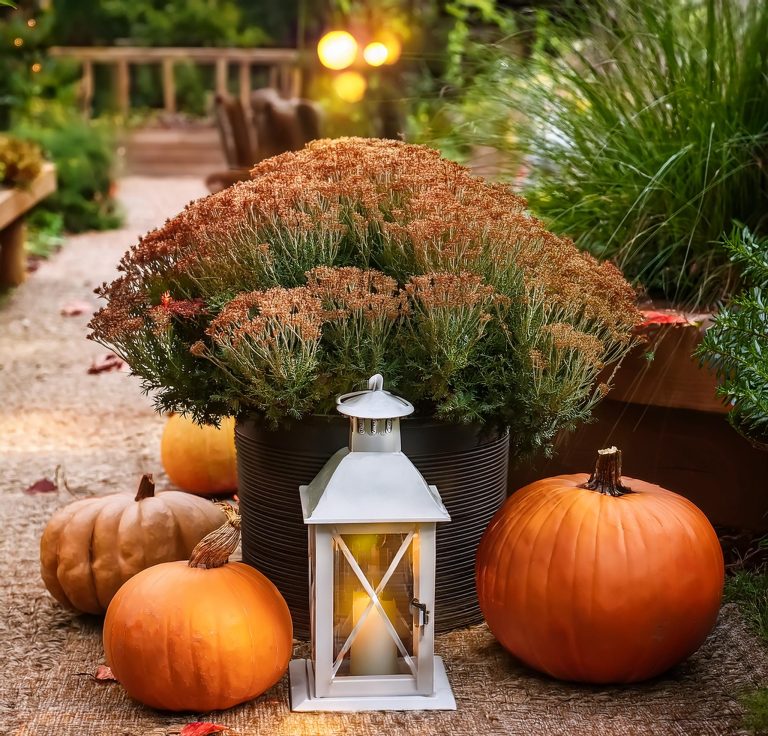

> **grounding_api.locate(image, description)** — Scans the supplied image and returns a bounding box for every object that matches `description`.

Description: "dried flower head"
[89,137,640,449]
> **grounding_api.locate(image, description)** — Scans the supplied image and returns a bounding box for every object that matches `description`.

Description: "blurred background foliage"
[1,0,766,312]
[413,0,768,309]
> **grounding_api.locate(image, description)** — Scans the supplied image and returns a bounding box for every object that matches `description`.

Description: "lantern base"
[289,657,456,712]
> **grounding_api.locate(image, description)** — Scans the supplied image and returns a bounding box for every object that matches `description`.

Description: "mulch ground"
[1,178,766,736]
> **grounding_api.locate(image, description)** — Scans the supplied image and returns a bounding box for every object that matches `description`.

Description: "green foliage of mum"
[89,138,640,456]
[426,0,768,308]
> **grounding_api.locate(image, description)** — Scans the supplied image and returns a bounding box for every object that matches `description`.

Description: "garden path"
[1,178,766,736]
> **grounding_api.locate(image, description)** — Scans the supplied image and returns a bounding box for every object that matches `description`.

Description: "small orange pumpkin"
[476,447,724,684]
[103,505,292,712]
[161,414,237,495]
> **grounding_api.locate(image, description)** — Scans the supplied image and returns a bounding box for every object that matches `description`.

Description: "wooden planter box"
[509,319,768,531]
[0,162,57,287]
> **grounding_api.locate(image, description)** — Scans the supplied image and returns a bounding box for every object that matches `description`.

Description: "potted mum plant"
[89,137,639,636]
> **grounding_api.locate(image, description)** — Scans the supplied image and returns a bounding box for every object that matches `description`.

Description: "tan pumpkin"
[40,474,224,614]
[476,447,724,684]
[104,505,293,712]
[161,414,238,495]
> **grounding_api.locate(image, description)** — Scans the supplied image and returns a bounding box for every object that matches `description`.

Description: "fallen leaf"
[94,665,117,682]
[75,665,118,682]
[24,478,57,495]
[88,353,124,374]
[60,299,94,317]
[638,310,697,328]
[179,724,227,736]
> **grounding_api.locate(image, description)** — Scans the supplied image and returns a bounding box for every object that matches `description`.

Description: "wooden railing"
[48,46,303,117]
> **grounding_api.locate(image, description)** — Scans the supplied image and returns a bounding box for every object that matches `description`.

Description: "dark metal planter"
[236,415,509,639]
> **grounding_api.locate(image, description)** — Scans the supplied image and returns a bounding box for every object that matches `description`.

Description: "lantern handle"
[368,373,384,391]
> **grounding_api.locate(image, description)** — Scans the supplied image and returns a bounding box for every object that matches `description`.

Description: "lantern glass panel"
[331,531,415,678]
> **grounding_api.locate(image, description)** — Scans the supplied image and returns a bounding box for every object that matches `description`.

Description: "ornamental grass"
[89,138,641,456]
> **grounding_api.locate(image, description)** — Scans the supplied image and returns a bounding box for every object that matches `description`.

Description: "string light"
[27,19,37,28]
[31,63,42,73]
[317,30,358,70]
[363,42,388,67]
[13,37,24,47]
[332,71,367,102]
[378,31,402,65]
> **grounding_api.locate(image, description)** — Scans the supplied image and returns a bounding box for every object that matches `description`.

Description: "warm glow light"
[13,37,23,47]
[317,30,358,71]
[363,42,388,67]
[31,63,41,73]
[332,71,367,102]
[379,31,402,65]
[350,592,398,675]
[27,19,37,28]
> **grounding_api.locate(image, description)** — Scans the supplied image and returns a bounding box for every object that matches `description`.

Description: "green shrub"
[0,134,43,187]
[14,103,122,233]
[50,0,269,47]
[696,228,768,446]
[26,209,64,259]
[423,0,768,308]
[725,571,768,734]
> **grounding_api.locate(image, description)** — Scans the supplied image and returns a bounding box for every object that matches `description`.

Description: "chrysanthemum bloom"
[89,137,640,455]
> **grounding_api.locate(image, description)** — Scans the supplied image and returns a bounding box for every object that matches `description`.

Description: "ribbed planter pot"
[236,415,509,639]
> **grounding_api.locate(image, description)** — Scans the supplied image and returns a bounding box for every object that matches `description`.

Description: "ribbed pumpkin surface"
[40,486,224,614]
[104,560,292,711]
[476,472,724,683]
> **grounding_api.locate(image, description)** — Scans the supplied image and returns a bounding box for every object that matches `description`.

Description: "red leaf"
[638,310,697,328]
[24,478,57,495]
[60,299,94,317]
[180,724,227,736]
[94,665,117,682]
[87,353,124,374]
[76,665,118,682]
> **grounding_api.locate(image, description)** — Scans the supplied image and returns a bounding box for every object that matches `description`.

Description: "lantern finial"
[336,374,414,420]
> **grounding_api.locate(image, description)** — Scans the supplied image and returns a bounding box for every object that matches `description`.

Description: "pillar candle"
[350,592,399,676]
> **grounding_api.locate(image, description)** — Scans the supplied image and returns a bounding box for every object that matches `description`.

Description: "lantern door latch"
[410,598,429,627]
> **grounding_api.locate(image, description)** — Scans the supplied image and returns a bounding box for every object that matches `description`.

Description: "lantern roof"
[300,449,450,524]
[336,374,414,420]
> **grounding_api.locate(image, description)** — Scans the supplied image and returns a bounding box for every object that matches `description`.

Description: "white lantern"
[289,374,456,711]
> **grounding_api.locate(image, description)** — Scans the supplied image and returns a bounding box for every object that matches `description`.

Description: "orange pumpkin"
[476,447,724,683]
[161,414,237,495]
[103,505,292,711]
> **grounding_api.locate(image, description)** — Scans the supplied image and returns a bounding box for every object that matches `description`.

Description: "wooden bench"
[0,162,56,287]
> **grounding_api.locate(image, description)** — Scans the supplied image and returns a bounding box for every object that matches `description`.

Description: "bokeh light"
[363,42,388,67]
[31,63,42,73]
[332,71,367,102]
[379,31,402,65]
[317,30,358,71]
[13,37,24,47]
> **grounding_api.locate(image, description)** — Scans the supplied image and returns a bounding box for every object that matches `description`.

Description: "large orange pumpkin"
[476,447,724,683]
[161,414,237,495]
[40,474,225,614]
[103,505,292,712]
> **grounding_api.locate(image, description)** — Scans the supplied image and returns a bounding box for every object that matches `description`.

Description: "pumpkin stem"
[582,447,632,497]
[188,503,241,569]
[134,474,155,502]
